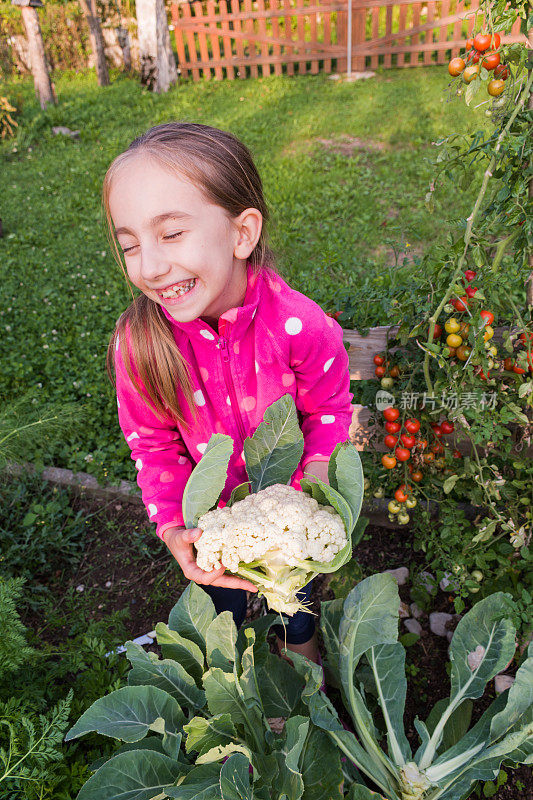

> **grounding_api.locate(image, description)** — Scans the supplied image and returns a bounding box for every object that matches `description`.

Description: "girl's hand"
[163,526,258,592]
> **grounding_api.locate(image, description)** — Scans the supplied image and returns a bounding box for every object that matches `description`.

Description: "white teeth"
[159,279,195,298]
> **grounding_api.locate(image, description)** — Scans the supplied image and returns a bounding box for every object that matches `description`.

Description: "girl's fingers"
[210,575,258,592]
[182,527,202,543]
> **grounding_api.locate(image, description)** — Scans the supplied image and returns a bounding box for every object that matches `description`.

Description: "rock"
[429,612,454,637]
[105,580,112,588]
[51,126,80,139]
[410,603,423,619]
[494,674,515,694]
[404,618,422,635]
[385,567,409,586]
[439,572,460,592]
[399,601,410,619]
[76,584,84,593]
[417,571,438,595]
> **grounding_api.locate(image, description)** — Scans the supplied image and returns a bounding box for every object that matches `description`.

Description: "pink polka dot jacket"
[114,265,353,540]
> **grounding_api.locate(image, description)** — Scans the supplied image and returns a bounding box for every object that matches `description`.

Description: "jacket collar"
[159,262,266,339]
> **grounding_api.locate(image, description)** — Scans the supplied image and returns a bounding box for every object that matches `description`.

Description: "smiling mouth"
[156,278,196,299]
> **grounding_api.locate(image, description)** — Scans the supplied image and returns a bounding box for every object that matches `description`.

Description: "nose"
[139,240,172,283]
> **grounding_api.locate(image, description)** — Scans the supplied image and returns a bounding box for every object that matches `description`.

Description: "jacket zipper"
[217,335,247,442]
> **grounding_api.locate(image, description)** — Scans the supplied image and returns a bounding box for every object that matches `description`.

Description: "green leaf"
[327,443,343,491]
[319,598,344,687]
[166,763,222,799]
[443,474,460,494]
[345,786,387,800]
[243,394,304,492]
[367,643,411,765]
[275,716,309,800]
[197,742,253,766]
[425,698,473,754]
[155,622,205,684]
[168,582,216,655]
[184,714,238,757]
[205,611,238,672]
[227,481,251,507]
[490,642,533,741]
[220,752,254,800]
[334,442,364,527]
[300,726,343,800]
[126,642,206,712]
[203,667,247,726]
[182,433,233,528]
[256,652,305,717]
[77,749,186,800]
[65,685,185,743]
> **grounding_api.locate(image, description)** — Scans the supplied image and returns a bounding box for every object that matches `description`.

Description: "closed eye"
[164,231,183,240]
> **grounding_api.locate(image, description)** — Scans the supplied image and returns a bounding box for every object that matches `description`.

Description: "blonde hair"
[104,122,273,427]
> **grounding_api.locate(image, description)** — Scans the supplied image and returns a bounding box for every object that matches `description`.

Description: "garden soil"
[23,490,533,800]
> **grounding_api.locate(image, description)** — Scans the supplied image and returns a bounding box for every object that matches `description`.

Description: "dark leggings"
[202,581,315,645]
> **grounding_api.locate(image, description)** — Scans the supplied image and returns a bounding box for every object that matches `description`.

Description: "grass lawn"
[0,67,488,481]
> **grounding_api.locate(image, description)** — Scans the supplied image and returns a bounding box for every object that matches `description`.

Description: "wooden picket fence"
[170,0,524,80]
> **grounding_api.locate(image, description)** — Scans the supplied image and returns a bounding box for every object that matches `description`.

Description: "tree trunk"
[117,25,132,71]
[20,6,55,110]
[136,0,177,93]
[78,0,110,86]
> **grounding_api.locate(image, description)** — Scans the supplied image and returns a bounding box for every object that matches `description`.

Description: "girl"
[105,122,353,663]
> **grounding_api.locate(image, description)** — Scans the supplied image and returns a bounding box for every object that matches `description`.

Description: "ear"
[233,208,263,260]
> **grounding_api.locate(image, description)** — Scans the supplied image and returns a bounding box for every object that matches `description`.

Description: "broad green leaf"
[65,685,184,743]
[300,726,344,800]
[88,736,165,773]
[220,752,254,800]
[352,516,369,548]
[490,643,533,741]
[243,394,304,491]
[197,742,252,766]
[320,598,343,688]
[206,611,237,672]
[236,614,277,656]
[77,749,186,800]
[300,477,353,541]
[367,643,411,765]
[203,667,247,726]
[227,481,251,507]
[184,714,238,757]
[334,442,364,527]
[327,443,343,491]
[345,786,387,800]
[182,433,233,527]
[256,652,305,717]
[155,622,204,684]
[275,716,309,800]
[126,642,206,712]
[166,763,222,799]
[168,582,216,655]
[449,594,516,703]
[425,698,473,754]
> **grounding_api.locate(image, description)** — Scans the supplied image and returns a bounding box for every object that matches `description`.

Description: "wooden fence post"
[12,0,56,109]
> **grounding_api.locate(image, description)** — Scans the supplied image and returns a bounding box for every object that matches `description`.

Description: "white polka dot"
[194,389,206,406]
[135,459,143,470]
[285,317,303,335]
[178,455,188,464]
[200,329,215,340]
[226,395,232,406]
[127,431,139,442]
[197,442,207,454]
[117,398,120,408]
[200,367,209,381]
[323,357,335,372]
[321,415,335,424]
[148,504,157,518]
[242,396,256,412]
[160,471,174,483]
[255,361,259,374]
[252,309,257,319]
[115,335,120,351]
[282,372,295,387]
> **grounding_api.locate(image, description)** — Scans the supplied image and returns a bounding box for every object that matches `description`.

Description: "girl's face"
[109,155,249,324]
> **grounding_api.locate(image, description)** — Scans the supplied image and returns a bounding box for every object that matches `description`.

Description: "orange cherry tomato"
[383,407,400,422]
[456,344,472,361]
[448,57,465,76]
[390,365,401,379]
[463,64,480,82]
[411,470,423,483]
[416,438,428,450]
[382,454,397,469]
[490,32,501,49]
[423,452,435,464]
[395,447,411,462]
[466,38,474,49]
[473,33,492,52]
[482,51,500,70]
[488,79,505,97]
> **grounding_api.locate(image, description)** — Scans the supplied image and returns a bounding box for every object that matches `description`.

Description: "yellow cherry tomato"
[445,318,461,334]
[405,497,417,509]
[388,500,401,515]
[488,79,505,97]
[488,345,498,357]
[447,333,463,348]
[483,325,494,341]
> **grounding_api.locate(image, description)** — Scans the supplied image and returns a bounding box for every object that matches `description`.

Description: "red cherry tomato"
[384,434,399,449]
[464,269,477,281]
[480,310,495,326]
[411,470,423,482]
[373,354,385,366]
[452,296,470,312]
[375,366,386,378]
[416,438,428,450]
[382,454,397,469]
[519,332,533,344]
[503,357,514,371]
[466,38,474,49]
[405,418,421,434]
[400,434,416,449]
[493,64,509,80]
[440,420,455,434]
[389,365,401,379]
[482,51,500,70]
[385,421,401,434]
[394,488,408,503]
[513,365,526,374]
[490,32,501,49]
[383,407,400,422]
[453,449,463,458]
[428,323,443,341]
[395,447,411,462]
[465,285,478,298]
[473,33,492,52]
[431,423,443,437]
[423,452,435,464]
